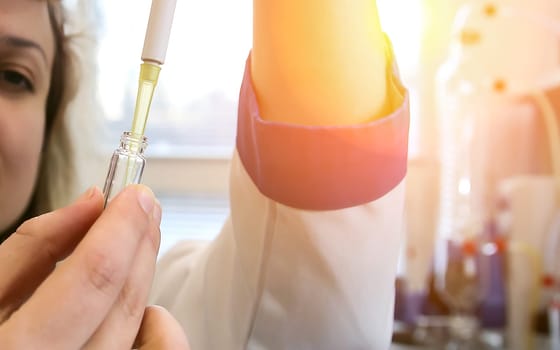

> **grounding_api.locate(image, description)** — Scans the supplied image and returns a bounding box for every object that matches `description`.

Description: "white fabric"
[150,150,406,349]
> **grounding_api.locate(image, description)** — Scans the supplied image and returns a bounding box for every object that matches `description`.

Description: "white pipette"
[102,0,177,205]
[130,0,178,137]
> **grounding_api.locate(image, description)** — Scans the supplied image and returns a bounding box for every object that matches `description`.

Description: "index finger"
[0,185,160,350]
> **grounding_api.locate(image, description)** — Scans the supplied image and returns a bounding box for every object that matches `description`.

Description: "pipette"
[131,0,177,137]
[103,0,177,205]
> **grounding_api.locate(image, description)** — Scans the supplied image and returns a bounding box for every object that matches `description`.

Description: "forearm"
[252,0,388,125]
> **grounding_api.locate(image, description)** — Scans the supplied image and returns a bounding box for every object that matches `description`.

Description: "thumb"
[134,306,190,350]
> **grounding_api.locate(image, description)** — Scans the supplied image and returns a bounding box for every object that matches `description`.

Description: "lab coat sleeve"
[150,51,409,349]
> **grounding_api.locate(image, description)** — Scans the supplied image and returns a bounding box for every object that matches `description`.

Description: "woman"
[0,1,188,348]
[150,0,409,349]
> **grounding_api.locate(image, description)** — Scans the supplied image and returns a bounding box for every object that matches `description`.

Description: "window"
[97,0,252,159]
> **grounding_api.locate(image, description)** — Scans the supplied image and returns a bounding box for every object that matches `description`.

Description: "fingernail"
[77,186,97,202]
[153,199,162,224]
[137,186,156,215]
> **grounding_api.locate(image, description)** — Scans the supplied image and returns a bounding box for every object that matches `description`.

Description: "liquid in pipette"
[130,62,161,138]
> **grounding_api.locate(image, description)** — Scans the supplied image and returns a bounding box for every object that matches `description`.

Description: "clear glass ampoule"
[102,132,148,207]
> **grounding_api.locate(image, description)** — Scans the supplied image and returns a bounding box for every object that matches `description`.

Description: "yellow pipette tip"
[131,62,161,137]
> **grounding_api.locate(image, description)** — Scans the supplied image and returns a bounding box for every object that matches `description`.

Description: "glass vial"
[102,132,148,206]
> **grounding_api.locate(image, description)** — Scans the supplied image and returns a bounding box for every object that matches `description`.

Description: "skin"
[0,0,52,231]
[0,1,189,348]
[0,185,189,349]
[252,0,389,126]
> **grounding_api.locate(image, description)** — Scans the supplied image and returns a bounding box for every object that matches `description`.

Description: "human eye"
[0,69,34,93]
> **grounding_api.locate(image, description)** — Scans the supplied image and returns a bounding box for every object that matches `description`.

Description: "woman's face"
[0,0,54,231]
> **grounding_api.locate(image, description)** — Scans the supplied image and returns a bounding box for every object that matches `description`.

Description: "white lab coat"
[150,51,409,350]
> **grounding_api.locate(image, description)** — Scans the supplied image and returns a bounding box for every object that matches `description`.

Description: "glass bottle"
[102,132,148,206]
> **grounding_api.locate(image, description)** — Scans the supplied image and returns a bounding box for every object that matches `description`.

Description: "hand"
[0,185,189,349]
